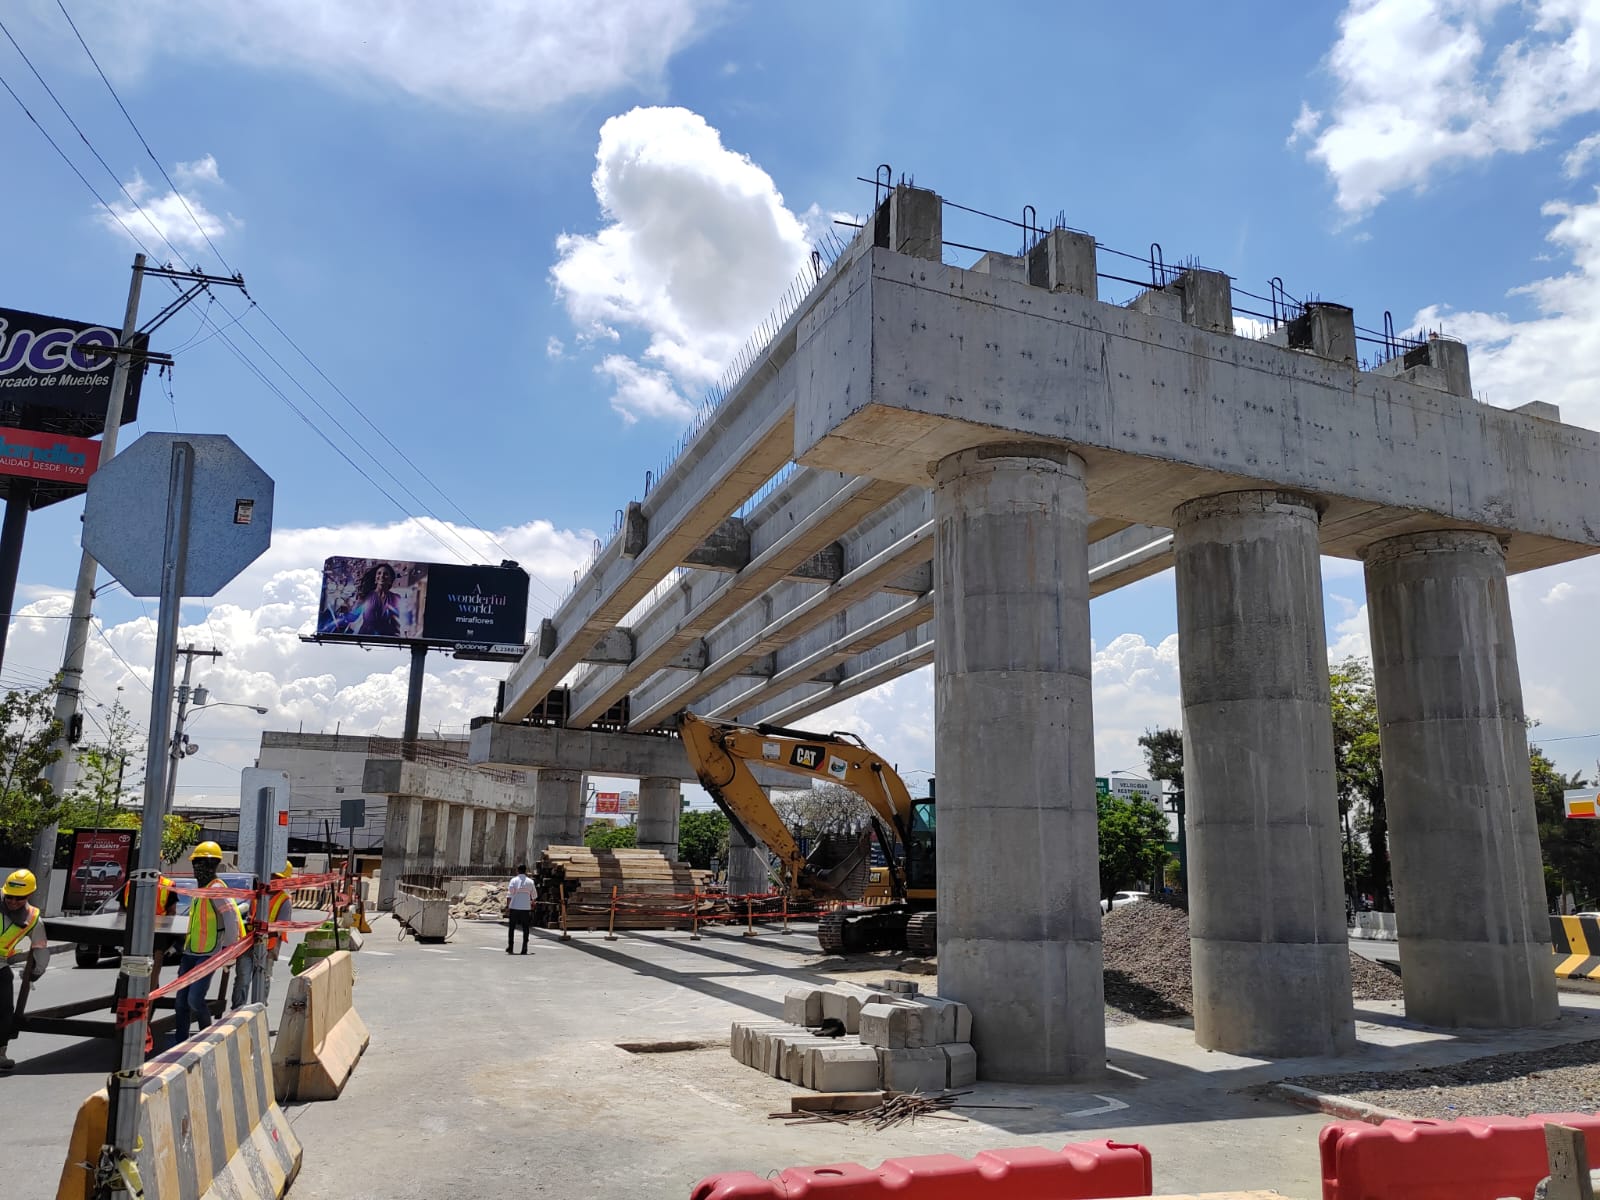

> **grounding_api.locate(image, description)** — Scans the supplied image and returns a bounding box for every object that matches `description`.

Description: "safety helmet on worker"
[190,841,224,862]
[273,861,294,879]
[3,867,37,897]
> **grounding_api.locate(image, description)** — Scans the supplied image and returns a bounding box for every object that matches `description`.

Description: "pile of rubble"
[731,981,975,1093]
[450,882,506,920]
[1101,900,1406,1020]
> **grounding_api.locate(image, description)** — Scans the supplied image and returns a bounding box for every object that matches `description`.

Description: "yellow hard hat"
[274,861,294,879]
[3,868,37,897]
[190,841,224,861]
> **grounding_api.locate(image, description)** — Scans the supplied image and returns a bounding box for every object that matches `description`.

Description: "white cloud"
[96,167,234,259]
[174,154,222,187]
[1412,185,1600,428]
[545,336,566,359]
[1565,132,1600,179]
[1299,0,1600,215]
[5,516,592,806]
[551,107,813,423]
[71,0,716,113]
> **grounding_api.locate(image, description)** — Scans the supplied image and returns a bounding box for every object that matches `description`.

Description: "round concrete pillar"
[1173,490,1354,1057]
[530,768,584,858]
[636,776,681,858]
[1364,530,1557,1027]
[932,442,1104,1083]
[725,823,768,895]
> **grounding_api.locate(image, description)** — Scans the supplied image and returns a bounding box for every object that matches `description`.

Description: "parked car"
[1100,890,1150,914]
[74,858,125,882]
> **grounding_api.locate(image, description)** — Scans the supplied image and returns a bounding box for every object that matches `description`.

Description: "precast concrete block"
[808,1045,881,1093]
[783,989,824,1027]
[943,1043,978,1088]
[858,1003,910,1049]
[905,995,964,1045]
[818,987,891,1035]
[878,1047,948,1093]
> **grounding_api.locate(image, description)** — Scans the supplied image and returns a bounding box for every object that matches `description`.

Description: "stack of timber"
[535,846,711,930]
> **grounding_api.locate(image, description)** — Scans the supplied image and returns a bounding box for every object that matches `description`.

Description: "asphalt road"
[1348,937,1400,962]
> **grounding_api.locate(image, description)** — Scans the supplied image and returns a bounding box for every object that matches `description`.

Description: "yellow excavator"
[675,710,936,955]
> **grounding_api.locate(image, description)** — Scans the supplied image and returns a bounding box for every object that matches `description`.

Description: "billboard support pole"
[0,478,36,673]
[30,254,146,897]
[403,643,427,744]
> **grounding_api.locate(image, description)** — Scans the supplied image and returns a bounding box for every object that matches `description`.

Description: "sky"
[3,0,1600,816]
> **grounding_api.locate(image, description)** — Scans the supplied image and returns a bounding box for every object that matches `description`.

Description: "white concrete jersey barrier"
[56,1005,300,1200]
[272,949,370,1102]
[1351,912,1398,941]
[393,881,450,941]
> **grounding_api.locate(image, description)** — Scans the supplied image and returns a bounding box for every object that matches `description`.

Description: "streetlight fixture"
[164,689,270,813]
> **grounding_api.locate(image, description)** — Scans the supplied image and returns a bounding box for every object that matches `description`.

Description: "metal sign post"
[109,439,193,1168]
[251,787,272,1005]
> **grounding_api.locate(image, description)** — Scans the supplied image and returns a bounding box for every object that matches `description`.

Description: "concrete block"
[859,1003,910,1049]
[818,987,891,1035]
[904,996,957,1045]
[877,1047,948,1094]
[783,989,824,1027]
[807,1044,882,1093]
[943,1043,977,1088]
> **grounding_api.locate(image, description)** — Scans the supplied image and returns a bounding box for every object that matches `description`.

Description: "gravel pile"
[1286,1039,1600,1118]
[1101,901,1405,1020]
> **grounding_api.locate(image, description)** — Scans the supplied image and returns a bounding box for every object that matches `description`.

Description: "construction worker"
[232,861,294,1007]
[121,871,180,989]
[1,868,49,1073]
[172,842,242,1045]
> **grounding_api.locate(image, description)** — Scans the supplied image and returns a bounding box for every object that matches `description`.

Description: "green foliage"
[584,821,638,851]
[0,682,64,845]
[59,700,140,832]
[1138,728,1184,793]
[677,809,729,869]
[1097,792,1170,902]
[1330,657,1388,907]
[161,813,203,864]
[1532,746,1595,908]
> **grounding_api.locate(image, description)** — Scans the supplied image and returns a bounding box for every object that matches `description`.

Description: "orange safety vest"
[185,879,235,954]
[265,890,290,951]
[0,905,40,958]
[122,876,174,911]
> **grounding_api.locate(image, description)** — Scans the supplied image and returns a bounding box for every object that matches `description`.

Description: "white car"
[1100,890,1150,914]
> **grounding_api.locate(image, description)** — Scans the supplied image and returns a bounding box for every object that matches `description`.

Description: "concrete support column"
[446,804,467,872]
[416,799,445,876]
[1364,531,1557,1027]
[514,815,534,868]
[725,823,768,895]
[637,776,681,858]
[469,808,488,868]
[530,769,584,857]
[377,796,421,910]
[932,442,1103,1083]
[1173,490,1354,1057]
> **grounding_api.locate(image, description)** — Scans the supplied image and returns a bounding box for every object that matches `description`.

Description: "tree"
[1531,746,1596,909]
[0,682,64,847]
[1329,657,1388,909]
[59,700,141,831]
[160,813,203,865]
[1139,727,1185,889]
[1097,792,1170,904]
[771,783,873,839]
[677,809,729,869]
[584,821,638,851]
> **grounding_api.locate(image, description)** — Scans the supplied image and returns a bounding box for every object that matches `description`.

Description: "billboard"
[0,306,146,419]
[1565,789,1599,819]
[0,426,100,485]
[315,556,529,653]
[63,828,135,911]
[595,792,621,815]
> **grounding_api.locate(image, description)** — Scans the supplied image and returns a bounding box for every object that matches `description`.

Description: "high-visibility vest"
[0,905,39,958]
[122,876,174,911]
[266,891,290,951]
[185,880,233,954]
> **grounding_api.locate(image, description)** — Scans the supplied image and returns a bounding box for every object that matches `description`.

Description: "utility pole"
[164,644,221,813]
[30,259,244,903]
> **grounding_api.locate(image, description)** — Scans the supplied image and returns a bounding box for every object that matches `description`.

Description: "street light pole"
[164,645,221,814]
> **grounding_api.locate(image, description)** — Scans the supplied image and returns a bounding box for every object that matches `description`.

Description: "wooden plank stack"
[534,846,711,930]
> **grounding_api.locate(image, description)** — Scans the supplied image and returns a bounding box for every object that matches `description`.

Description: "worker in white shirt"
[505,863,535,955]
[1,868,49,1073]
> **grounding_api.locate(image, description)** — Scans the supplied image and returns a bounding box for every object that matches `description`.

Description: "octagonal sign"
[82,432,274,597]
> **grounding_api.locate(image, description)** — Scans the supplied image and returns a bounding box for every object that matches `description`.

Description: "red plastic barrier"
[689,1141,1152,1200]
[1321,1113,1600,1200]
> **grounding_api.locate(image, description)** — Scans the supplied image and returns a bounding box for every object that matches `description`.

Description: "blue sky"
[3,0,1600,809]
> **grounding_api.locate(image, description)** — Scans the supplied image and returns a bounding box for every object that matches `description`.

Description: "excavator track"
[904,910,938,957]
[815,904,913,955]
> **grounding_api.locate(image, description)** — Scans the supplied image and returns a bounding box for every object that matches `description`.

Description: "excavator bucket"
[800,831,874,900]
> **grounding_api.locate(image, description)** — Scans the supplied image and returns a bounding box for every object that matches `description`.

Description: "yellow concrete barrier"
[56,1005,301,1200]
[272,948,370,1102]
[1551,914,1600,980]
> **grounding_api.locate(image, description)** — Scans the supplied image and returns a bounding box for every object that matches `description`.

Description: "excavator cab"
[903,794,936,894]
